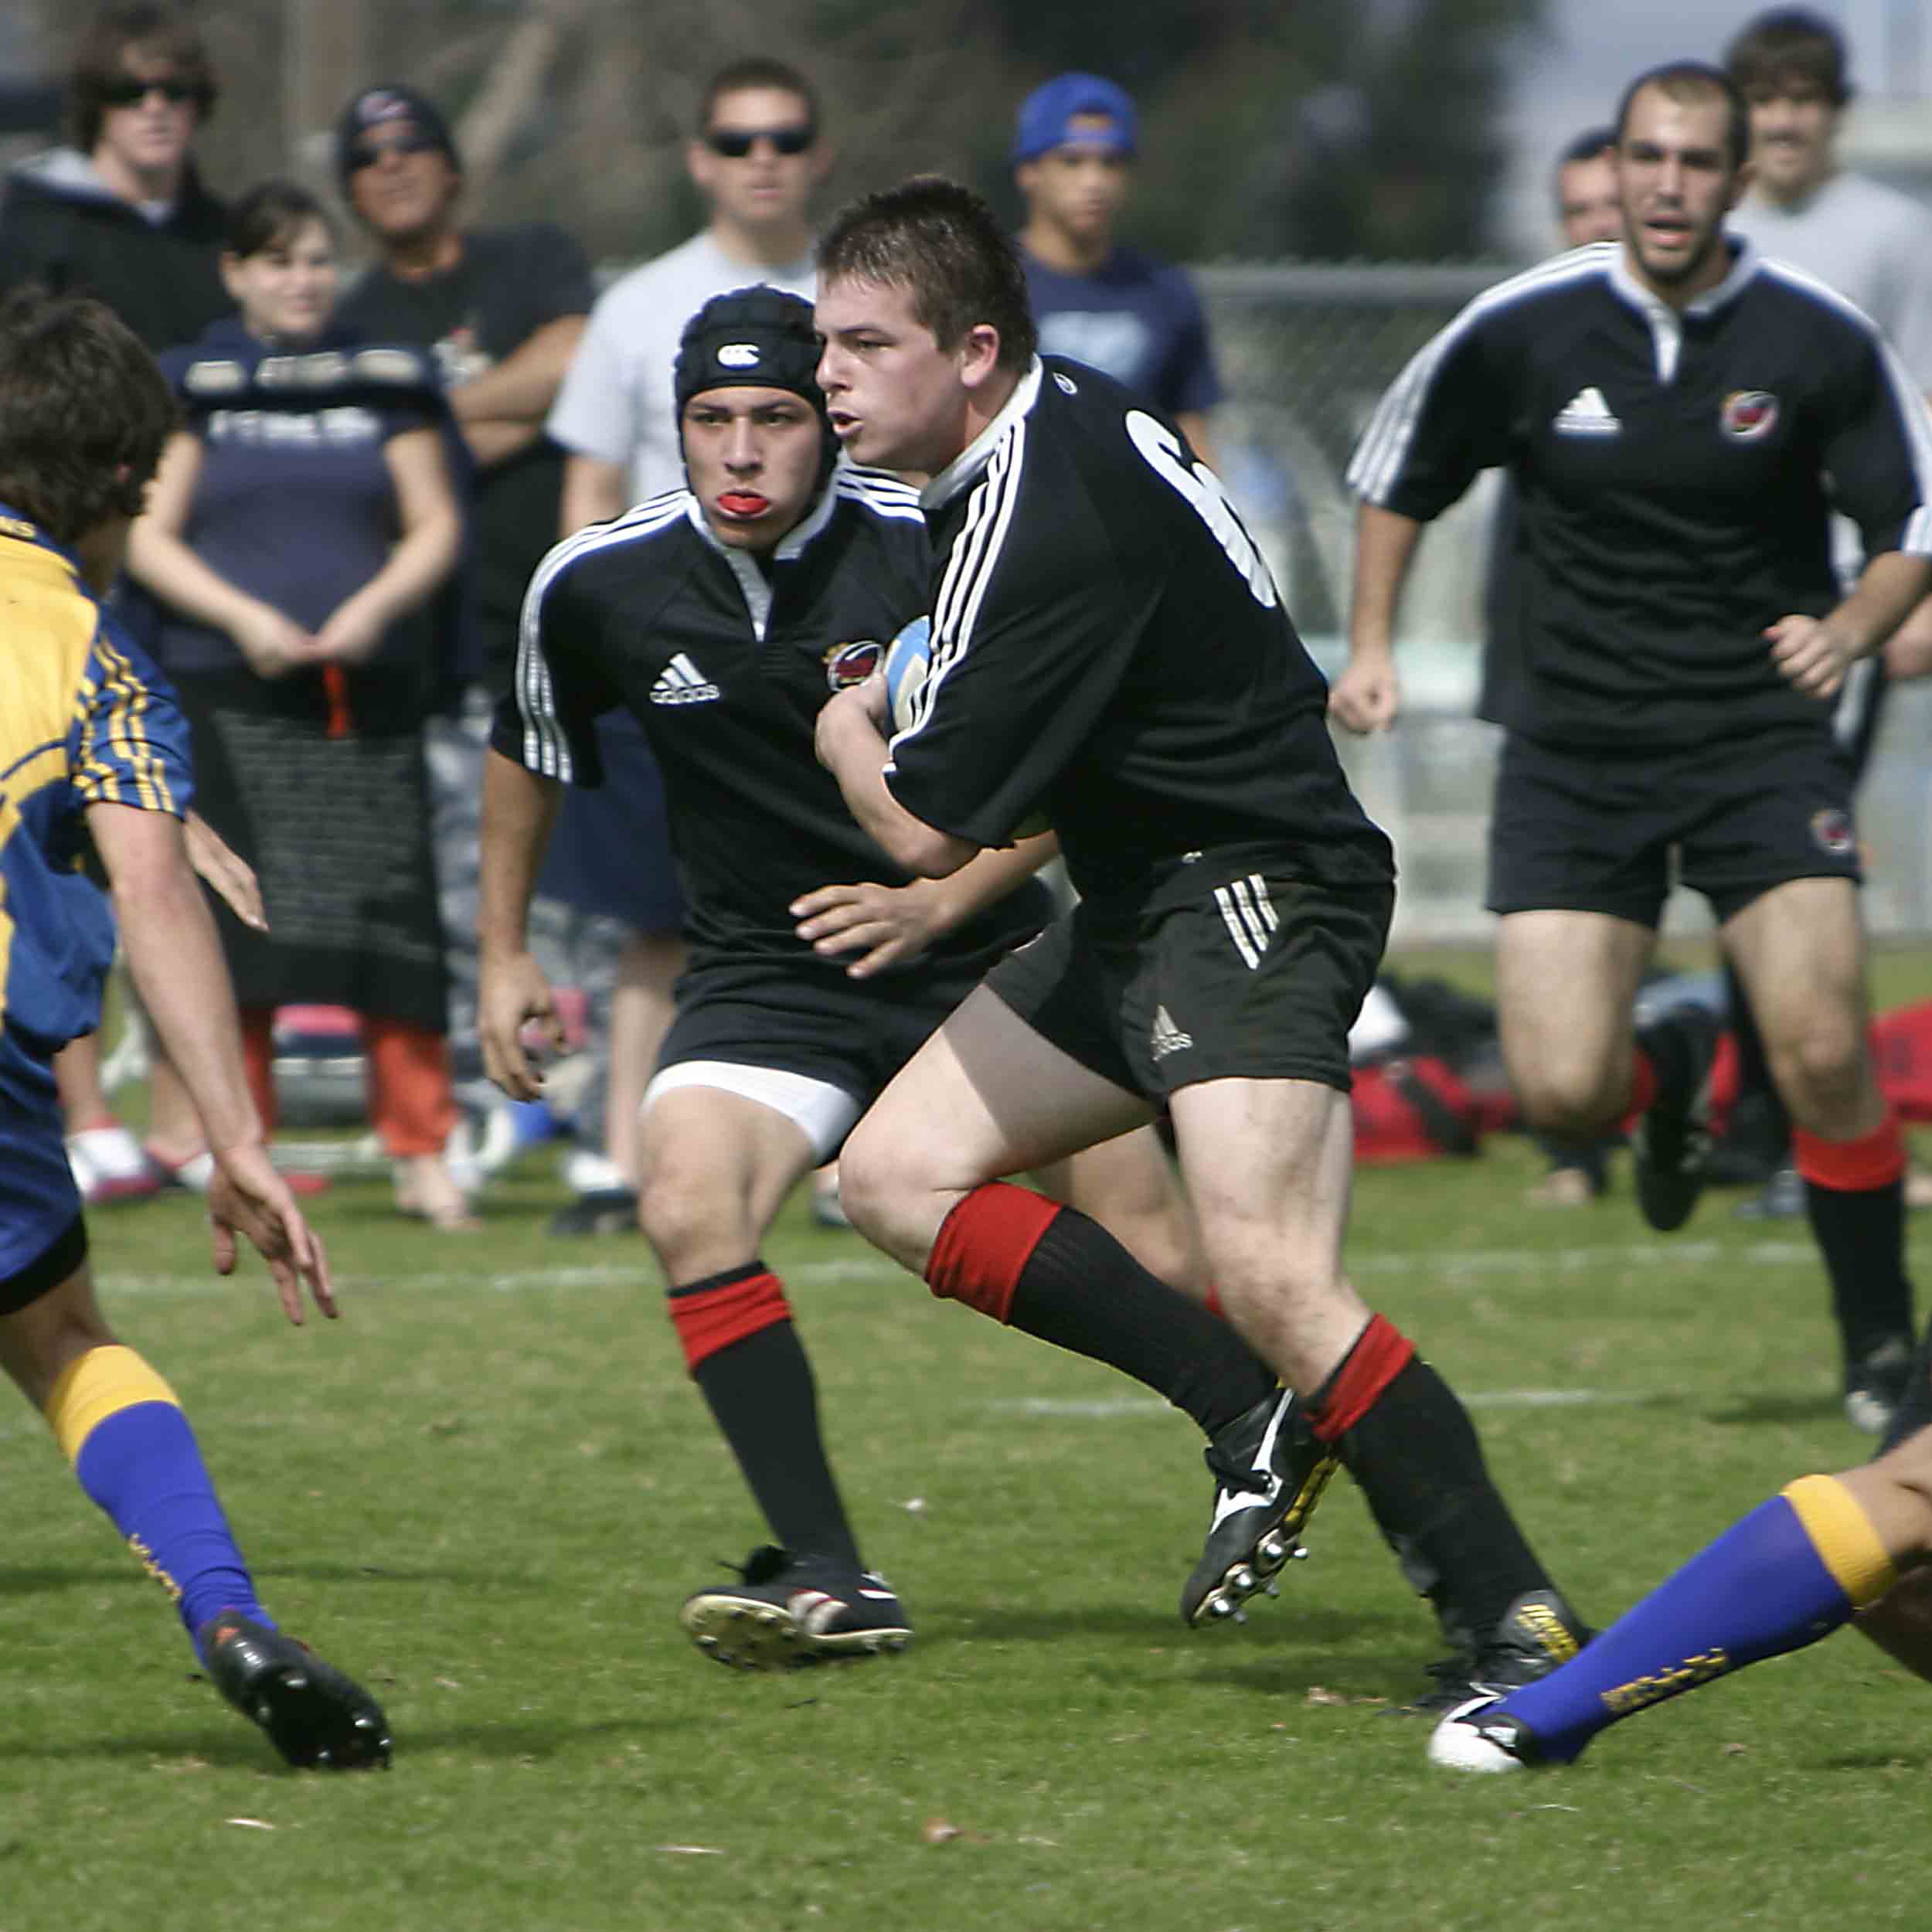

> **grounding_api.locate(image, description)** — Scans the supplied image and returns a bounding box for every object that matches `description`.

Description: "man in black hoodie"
[0,5,229,353]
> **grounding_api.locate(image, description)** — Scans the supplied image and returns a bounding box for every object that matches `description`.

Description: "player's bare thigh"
[634,1083,821,1282]
[1168,1075,1369,1392]
[1836,1423,1932,1681]
[1495,909,1654,1134]
[837,984,1154,1274]
[1721,876,1883,1138]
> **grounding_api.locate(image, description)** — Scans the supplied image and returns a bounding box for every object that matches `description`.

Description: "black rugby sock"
[1793,1124,1916,1371]
[1332,1354,1560,1654]
[672,1264,863,1570]
[1005,1206,1277,1437]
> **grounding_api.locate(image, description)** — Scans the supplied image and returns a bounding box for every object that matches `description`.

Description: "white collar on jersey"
[1607,237,1762,383]
[920,358,1044,512]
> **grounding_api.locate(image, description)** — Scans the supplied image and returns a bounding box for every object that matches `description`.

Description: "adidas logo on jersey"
[651,653,720,706]
[1151,1005,1193,1061]
[1552,386,1621,437]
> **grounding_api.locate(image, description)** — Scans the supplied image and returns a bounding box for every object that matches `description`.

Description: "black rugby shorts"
[1487,726,1862,927]
[982,866,1393,1100]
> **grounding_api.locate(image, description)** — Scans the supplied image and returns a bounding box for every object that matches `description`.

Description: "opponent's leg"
[639,1075,907,1667]
[0,1235,388,1767]
[1432,1429,1932,1771]
[605,927,684,1188]
[1169,1073,1584,1689]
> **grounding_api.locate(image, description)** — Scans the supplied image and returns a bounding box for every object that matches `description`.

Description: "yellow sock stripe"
[1782,1474,1898,1611]
[43,1345,182,1464]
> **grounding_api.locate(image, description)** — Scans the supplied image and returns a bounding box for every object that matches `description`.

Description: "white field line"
[991,1387,1679,1420]
[90,1239,1829,1301]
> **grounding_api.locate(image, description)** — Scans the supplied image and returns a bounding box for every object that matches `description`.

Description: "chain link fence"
[1196,260,1932,946]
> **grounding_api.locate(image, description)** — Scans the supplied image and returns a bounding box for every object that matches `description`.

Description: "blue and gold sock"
[46,1345,271,1657]
[1494,1477,1895,1761]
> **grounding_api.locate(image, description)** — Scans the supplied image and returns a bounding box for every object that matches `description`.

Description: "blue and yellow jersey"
[0,505,193,1057]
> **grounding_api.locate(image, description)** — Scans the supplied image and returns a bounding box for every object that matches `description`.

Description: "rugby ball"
[883,614,931,735]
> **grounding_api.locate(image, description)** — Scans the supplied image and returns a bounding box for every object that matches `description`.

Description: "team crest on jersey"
[1811,807,1856,857]
[1720,390,1778,440]
[824,639,883,689]
[1053,371,1077,394]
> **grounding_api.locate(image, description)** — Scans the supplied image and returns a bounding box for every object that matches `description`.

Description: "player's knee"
[832,1124,930,1262]
[1515,1063,1619,1138]
[636,1164,739,1269]
[1771,1022,1866,1121]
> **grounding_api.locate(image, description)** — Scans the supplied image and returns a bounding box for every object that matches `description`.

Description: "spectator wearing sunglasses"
[535,57,832,1236]
[0,5,229,354]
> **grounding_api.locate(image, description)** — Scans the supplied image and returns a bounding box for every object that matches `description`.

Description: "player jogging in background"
[481,287,1259,1665]
[811,178,1588,1711]
[0,287,388,1770]
[1334,60,1932,1438]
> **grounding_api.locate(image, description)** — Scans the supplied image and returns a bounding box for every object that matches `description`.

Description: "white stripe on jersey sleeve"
[1348,245,1614,508]
[1757,260,1932,556]
[893,426,1026,753]
[513,492,691,780]
[833,464,926,523]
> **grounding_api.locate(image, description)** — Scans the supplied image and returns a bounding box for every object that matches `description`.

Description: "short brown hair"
[70,4,218,153]
[818,176,1037,375]
[1615,61,1751,173]
[0,289,178,543]
[1726,8,1852,107]
[699,57,818,136]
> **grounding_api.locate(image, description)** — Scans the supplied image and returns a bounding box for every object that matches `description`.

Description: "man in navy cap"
[1012,71,1223,469]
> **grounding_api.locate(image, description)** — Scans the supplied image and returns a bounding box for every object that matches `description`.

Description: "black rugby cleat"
[199,1613,393,1770]
[1182,1387,1338,1628]
[680,1546,910,1669]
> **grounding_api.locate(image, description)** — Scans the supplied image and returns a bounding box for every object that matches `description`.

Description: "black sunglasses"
[349,130,443,171]
[100,76,205,108]
[704,124,815,158]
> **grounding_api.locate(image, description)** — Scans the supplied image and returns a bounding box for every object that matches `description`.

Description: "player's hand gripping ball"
[882,614,931,735]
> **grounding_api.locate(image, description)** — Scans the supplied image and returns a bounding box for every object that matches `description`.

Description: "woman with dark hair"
[128,180,474,1230]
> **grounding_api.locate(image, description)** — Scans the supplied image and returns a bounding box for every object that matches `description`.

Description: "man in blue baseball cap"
[1012,71,1223,468]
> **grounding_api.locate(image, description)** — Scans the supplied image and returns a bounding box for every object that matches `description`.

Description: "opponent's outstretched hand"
[206,1142,335,1326]
[182,811,267,932]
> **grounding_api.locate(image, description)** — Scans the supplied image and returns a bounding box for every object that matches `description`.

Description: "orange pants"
[240,1009,457,1158]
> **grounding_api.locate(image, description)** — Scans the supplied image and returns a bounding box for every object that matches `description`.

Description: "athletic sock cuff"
[926,1182,1062,1324]
[668,1264,792,1376]
[1780,1475,1896,1611]
[1793,1115,1905,1192]
[44,1345,181,1464]
[1308,1313,1417,1442]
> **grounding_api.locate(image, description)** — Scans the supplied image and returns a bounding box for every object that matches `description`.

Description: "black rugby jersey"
[1351,240,1932,749]
[496,464,1052,971]
[887,357,1393,910]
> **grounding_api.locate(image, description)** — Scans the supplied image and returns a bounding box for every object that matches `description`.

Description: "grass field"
[8,975,1932,1930]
